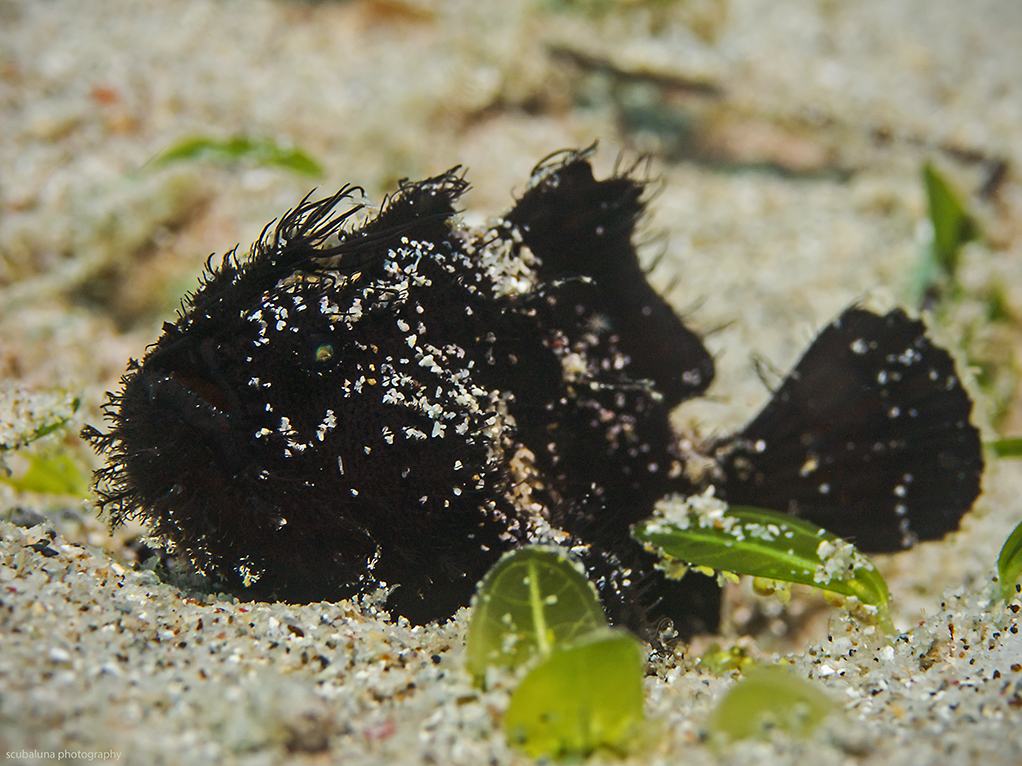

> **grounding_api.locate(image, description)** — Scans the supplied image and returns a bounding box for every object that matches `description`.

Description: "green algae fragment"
[709,664,837,741]
[466,546,607,680]
[151,136,323,177]
[633,494,893,633]
[504,629,645,760]
[997,518,1022,602]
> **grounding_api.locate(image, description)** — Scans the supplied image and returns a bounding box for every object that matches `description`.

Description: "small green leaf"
[150,136,324,177]
[0,451,89,497]
[709,664,837,742]
[911,161,980,305]
[632,492,893,632]
[466,546,607,679]
[504,629,645,760]
[923,161,977,279]
[997,519,1022,602]
[988,438,1022,459]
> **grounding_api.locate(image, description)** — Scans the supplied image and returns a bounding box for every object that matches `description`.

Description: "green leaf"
[150,136,324,177]
[708,664,837,742]
[988,438,1022,459]
[997,519,1022,602]
[923,160,977,278]
[632,493,893,633]
[504,629,645,760]
[0,451,89,497]
[466,546,607,680]
[911,161,980,305]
